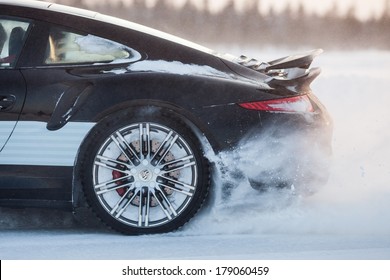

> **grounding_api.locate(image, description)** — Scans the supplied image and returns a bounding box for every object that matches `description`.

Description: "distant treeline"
[54,0,390,50]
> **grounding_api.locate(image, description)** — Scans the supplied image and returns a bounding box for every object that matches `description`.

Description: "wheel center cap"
[139,169,152,182]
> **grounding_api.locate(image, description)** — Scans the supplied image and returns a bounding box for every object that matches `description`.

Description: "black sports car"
[0,0,332,234]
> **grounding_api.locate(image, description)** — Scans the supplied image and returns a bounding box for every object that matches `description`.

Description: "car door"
[0,17,29,151]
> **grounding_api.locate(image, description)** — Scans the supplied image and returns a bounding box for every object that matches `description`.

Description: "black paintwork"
[0,1,332,209]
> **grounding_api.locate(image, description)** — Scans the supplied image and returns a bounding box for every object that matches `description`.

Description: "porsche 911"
[0,0,332,234]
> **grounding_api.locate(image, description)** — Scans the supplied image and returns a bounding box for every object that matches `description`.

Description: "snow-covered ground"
[1,50,390,260]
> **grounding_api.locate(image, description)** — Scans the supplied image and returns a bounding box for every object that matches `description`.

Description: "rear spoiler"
[235,49,323,90]
[265,49,323,71]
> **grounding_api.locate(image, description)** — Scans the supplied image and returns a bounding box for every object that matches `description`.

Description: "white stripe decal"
[0,121,17,149]
[0,121,95,166]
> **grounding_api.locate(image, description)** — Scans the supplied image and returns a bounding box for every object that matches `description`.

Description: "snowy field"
[1,49,390,260]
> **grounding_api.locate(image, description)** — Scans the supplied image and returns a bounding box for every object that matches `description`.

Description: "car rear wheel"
[78,109,210,234]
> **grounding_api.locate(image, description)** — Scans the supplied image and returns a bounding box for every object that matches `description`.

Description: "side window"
[45,27,134,65]
[0,18,30,68]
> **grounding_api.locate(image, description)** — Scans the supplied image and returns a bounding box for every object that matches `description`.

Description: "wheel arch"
[93,99,220,151]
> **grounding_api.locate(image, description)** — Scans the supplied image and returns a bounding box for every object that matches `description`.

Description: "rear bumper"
[217,93,333,193]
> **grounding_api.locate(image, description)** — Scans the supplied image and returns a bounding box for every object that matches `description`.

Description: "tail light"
[238,95,314,113]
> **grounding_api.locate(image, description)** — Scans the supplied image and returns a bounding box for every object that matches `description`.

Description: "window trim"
[42,26,139,66]
[0,16,32,69]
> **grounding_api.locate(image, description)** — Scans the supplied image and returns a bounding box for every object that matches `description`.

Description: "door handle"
[0,95,16,110]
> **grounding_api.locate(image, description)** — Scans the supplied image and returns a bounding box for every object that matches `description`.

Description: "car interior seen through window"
[0,18,29,68]
[45,28,131,64]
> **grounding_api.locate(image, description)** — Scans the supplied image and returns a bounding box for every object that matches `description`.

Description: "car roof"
[0,0,215,55]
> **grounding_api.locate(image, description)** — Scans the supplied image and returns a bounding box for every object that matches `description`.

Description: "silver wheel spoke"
[94,160,129,174]
[94,175,132,190]
[159,174,196,191]
[150,130,172,163]
[160,155,194,169]
[162,161,195,174]
[109,187,134,214]
[151,130,178,165]
[115,189,139,218]
[155,185,178,217]
[138,187,144,226]
[96,155,132,170]
[151,190,173,220]
[157,134,179,166]
[137,187,151,227]
[111,132,140,165]
[139,123,151,160]
[158,182,193,197]
[96,181,133,195]
[144,190,151,227]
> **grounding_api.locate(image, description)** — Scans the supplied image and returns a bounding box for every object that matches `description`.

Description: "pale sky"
[257,0,387,20]
[189,0,388,20]
[84,0,388,21]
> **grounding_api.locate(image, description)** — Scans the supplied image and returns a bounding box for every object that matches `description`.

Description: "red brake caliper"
[112,168,127,196]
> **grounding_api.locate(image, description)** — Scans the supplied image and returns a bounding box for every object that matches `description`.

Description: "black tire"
[78,108,210,234]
